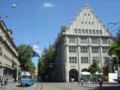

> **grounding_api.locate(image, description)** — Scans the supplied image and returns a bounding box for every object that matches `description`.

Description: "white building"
[0,20,19,80]
[53,4,114,82]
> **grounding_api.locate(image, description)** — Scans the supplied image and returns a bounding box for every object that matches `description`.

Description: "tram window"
[28,76,32,79]
[21,75,27,79]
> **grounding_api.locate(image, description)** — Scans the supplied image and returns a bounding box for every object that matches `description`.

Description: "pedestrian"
[78,79,81,86]
[71,77,74,83]
[72,77,74,83]
[98,78,103,88]
[4,79,8,88]
[80,78,84,86]
[1,79,3,88]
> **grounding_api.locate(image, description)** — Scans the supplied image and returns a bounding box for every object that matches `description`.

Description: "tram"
[20,71,35,86]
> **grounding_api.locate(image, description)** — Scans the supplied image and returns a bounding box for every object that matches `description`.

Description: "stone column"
[100,47,103,68]
[65,45,69,82]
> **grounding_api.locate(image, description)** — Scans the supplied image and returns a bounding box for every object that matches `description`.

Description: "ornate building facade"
[0,20,19,80]
[53,4,114,82]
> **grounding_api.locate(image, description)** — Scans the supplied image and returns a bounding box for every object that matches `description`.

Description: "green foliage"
[38,46,56,77]
[38,58,45,76]
[17,44,35,72]
[89,59,101,74]
[108,29,120,69]
[108,29,120,56]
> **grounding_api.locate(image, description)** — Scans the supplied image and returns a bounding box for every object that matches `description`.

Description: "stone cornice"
[0,34,18,58]
[0,20,16,49]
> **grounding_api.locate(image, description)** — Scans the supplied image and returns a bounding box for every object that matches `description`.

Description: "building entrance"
[69,69,78,82]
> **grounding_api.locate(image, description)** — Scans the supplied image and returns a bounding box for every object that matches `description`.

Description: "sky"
[0,0,120,68]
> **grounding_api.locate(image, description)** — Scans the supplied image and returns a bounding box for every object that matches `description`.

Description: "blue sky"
[0,0,120,68]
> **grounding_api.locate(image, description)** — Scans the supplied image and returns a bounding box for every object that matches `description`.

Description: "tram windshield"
[21,75,27,79]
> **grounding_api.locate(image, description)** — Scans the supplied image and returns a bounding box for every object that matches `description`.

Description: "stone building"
[0,20,19,80]
[53,4,114,82]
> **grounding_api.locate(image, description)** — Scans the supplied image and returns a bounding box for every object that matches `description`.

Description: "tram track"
[44,83,73,90]
[33,82,43,90]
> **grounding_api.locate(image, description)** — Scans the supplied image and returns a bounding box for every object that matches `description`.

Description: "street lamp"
[12,3,16,8]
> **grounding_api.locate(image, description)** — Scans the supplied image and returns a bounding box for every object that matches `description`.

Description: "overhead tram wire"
[107,22,120,36]
[110,24,120,34]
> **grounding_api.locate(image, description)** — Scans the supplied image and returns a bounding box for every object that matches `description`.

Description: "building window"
[78,29,81,33]
[89,30,92,34]
[93,30,95,34]
[81,57,88,63]
[92,37,99,44]
[102,38,108,44]
[81,47,88,53]
[69,57,77,63]
[82,29,85,34]
[92,57,100,63]
[96,30,99,34]
[74,29,77,33]
[81,21,83,24]
[100,30,102,34]
[85,29,88,34]
[69,37,76,43]
[103,57,109,66]
[81,37,88,43]
[92,47,99,53]
[102,47,109,53]
[69,46,77,53]
[0,47,2,56]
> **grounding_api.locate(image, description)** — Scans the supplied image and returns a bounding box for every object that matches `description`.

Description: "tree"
[16,44,35,72]
[108,29,120,67]
[38,57,45,76]
[38,46,56,81]
[89,59,101,81]
[89,59,101,74]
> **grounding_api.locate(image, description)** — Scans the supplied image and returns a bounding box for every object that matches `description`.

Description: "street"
[0,82,120,90]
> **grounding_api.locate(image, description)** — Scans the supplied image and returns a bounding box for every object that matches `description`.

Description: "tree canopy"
[89,59,101,74]
[38,46,56,78]
[17,44,35,72]
[108,29,120,56]
[108,29,120,66]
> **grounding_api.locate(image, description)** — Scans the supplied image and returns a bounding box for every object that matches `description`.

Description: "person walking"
[1,79,3,88]
[4,79,8,88]
[98,78,103,88]
[80,78,84,86]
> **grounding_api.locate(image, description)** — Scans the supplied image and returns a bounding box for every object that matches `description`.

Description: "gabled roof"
[64,4,111,36]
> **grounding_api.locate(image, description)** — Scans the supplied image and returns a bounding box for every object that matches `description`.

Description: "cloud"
[43,3,54,8]
[32,45,39,49]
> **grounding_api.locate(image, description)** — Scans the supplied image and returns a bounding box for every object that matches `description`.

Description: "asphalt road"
[0,82,120,90]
